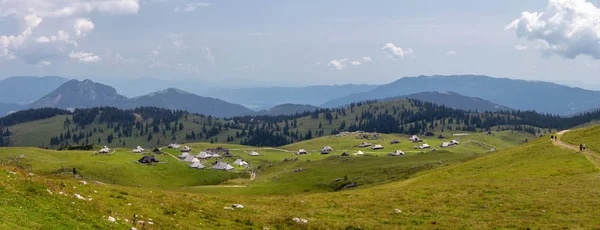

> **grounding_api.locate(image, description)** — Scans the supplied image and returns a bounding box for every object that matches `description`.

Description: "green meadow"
[3,127,600,229]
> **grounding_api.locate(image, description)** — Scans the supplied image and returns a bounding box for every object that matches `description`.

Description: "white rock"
[74,194,86,200]
[46,189,53,195]
[292,217,308,223]
[108,216,116,222]
[395,209,402,213]
[232,204,244,209]
[127,203,132,206]
[148,222,154,225]
[28,173,34,176]
[80,181,88,185]
[9,171,16,175]
[131,228,137,230]
[88,198,93,201]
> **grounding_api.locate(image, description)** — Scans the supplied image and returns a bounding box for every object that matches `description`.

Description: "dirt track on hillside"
[554,130,600,170]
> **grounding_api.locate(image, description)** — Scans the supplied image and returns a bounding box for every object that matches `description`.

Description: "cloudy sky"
[1,0,600,88]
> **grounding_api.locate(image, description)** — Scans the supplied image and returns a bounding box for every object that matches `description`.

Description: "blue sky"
[1,0,600,88]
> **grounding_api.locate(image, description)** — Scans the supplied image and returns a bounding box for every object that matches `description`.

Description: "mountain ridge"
[386,91,513,112]
[321,75,600,115]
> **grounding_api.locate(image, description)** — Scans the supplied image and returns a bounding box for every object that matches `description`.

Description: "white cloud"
[0,0,139,64]
[69,51,100,63]
[74,18,95,37]
[38,60,51,66]
[175,2,210,13]
[514,45,528,51]
[202,47,215,63]
[381,43,414,60]
[446,50,457,56]
[507,0,600,59]
[105,49,136,64]
[327,57,372,70]
[328,58,349,70]
[168,34,186,51]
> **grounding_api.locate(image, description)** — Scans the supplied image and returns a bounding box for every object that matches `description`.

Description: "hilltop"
[256,103,319,116]
[120,88,254,118]
[388,91,512,112]
[30,79,127,109]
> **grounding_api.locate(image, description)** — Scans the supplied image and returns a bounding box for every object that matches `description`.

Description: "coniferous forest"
[2,99,600,148]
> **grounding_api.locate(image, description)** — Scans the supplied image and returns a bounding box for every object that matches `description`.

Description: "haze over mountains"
[0,76,68,104]
[322,75,600,115]
[4,75,600,117]
[389,91,513,112]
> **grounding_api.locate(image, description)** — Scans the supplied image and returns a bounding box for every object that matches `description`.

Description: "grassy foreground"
[1,126,599,228]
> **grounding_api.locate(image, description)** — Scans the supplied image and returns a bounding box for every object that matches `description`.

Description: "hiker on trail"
[580,144,584,152]
[583,144,587,151]
[551,135,554,141]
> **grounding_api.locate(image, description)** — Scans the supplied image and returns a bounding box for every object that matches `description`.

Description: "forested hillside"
[2,98,600,149]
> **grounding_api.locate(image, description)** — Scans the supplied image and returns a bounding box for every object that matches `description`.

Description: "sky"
[1,0,600,89]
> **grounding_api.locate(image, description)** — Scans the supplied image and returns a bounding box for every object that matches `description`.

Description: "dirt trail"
[554,130,600,170]
[160,148,182,161]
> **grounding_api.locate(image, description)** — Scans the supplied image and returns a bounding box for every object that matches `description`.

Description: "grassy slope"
[1,131,599,228]
[0,148,241,188]
[563,125,600,153]
[4,99,551,149]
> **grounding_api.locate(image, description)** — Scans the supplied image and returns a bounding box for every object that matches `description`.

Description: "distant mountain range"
[30,79,127,109]
[203,85,377,110]
[0,76,68,104]
[256,104,320,116]
[5,75,600,117]
[28,80,254,118]
[0,103,24,117]
[120,88,254,118]
[388,91,512,112]
[89,77,377,110]
[322,75,600,115]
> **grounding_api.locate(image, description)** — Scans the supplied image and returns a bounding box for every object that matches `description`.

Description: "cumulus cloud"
[175,2,210,13]
[507,0,600,59]
[514,45,528,51]
[328,57,372,70]
[328,58,349,70]
[381,43,414,60]
[446,50,457,56]
[74,18,95,37]
[69,51,100,63]
[0,0,139,64]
